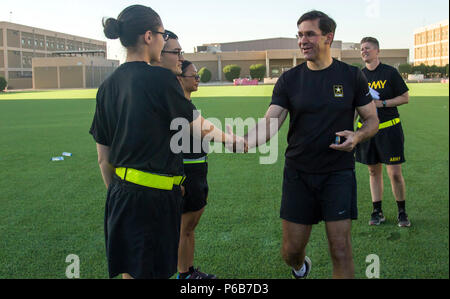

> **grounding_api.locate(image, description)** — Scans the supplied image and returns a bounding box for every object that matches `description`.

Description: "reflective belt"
[115,167,186,190]
[183,156,208,165]
[358,118,400,130]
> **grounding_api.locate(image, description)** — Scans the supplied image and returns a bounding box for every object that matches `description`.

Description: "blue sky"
[1,0,448,62]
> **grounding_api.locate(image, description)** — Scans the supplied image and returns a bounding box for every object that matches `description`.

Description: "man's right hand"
[225,125,248,153]
[245,105,288,149]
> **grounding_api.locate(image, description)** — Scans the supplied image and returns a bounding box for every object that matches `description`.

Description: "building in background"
[32,54,119,89]
[414,19,449,66]
[185,37,409,82]
[0,21,117,89]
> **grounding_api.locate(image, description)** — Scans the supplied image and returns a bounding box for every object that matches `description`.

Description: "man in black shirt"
[151,30,184,75]
[245,11,379,279]
[356,37,411,227]
[153,31,216,279]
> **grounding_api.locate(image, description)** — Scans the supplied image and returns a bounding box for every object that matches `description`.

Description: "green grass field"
[0,83,448,279]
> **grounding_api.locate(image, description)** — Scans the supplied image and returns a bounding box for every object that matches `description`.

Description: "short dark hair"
[181,60,193,76]
[103,5,162,48]
[297,10,337,35]
[165,30,178,40]
[162,30,179,51]
[361,37,380,49]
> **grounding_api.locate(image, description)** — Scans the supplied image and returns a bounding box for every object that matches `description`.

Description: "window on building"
[22,56,32,67]
[8,71,22,79]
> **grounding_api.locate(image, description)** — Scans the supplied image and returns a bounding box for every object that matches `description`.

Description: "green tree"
[430,65,439,78]
[398,64,413,75]
[223,64,241,82]
[249,64,266,81]
[0,76,7,92]
[439,66,446,77]
[413,63,428,76]
[198,67,212,83]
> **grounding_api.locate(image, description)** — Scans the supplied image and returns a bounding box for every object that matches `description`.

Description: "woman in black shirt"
[176,61,215,279]
[90,5,242,279]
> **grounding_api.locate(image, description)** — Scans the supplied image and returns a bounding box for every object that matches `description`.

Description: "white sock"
[293,263,306,277]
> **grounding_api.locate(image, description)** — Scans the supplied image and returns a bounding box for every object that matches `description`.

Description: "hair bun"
[103,17,121,39]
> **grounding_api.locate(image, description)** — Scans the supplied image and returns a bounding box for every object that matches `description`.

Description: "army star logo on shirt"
[334,85,344,98]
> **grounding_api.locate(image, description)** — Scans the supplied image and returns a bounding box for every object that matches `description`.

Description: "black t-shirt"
[89,61,198,176]
[182,98,209,160]
[182,134,209,160]
[362,63,409,123]
[271,59,372,174]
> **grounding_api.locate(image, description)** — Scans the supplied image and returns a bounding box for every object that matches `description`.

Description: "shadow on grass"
[410,96,449,101]
[0,98,97,102]
[1,90,50,95]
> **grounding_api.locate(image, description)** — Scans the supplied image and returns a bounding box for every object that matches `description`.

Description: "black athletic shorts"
[105,176,183,279]
[182,163,208,213]
[356,122,405,165]
[280,166,358,225]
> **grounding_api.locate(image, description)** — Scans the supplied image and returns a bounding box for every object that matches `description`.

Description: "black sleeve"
[270,72,290,109]
[354,68,373,107]
[89,86,110,146]
[391,69,409,97]
[162,74,199,123]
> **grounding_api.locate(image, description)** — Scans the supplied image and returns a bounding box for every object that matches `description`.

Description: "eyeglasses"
[181,74,200,80]
[153,31,170,41]
[161,50,184,57]
[296,32,319,40]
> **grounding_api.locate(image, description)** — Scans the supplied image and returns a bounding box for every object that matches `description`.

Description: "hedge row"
[198,64,267,83]
[0,76,7,91]
[398,63,449,78]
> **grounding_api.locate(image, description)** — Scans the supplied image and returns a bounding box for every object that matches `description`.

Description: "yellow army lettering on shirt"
[368,80,387,90]
[390,157,401,162]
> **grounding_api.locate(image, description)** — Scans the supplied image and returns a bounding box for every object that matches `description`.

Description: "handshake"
[224,124,248,153]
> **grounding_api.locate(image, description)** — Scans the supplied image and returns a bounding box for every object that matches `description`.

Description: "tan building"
[186,38,409,82]
[414,19,449,66]
[32,55,119,89]
[0,21,109,89]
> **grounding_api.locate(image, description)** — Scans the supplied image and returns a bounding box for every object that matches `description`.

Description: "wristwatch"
[382,100,387,108]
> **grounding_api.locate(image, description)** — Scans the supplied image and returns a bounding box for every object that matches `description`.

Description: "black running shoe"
[397,212,411,227]
[292,256,312,279]
[369,211,386,226]
[188,268,217,279]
